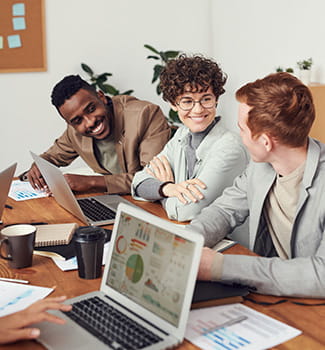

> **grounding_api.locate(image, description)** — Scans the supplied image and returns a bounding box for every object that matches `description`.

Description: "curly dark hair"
[51,75,96,109]
[159,54,227,104]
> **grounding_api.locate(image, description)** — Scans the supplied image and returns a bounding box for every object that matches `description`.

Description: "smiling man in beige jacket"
[23,75,170,194]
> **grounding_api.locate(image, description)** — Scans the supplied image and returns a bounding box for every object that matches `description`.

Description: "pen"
[0,277,29,284]
[202,315,248,335]
[5,204,13,209]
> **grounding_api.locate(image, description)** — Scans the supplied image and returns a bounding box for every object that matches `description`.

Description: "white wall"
[1,0,213,173]
[2,0,325,174]
[212,0,325,132]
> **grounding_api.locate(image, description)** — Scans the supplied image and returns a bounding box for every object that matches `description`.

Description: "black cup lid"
[74,226,106,242]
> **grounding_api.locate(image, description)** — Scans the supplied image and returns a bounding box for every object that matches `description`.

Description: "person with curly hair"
[132,55,248,221]
[21,75,170,194]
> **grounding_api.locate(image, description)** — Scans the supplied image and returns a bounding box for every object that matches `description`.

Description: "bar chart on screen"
[185,303,301,350]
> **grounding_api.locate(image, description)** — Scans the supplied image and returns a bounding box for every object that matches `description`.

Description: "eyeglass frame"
[175,94,217,111]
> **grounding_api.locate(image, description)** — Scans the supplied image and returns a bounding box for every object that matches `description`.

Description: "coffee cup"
[0,224,36,269]
[74,226,106,279]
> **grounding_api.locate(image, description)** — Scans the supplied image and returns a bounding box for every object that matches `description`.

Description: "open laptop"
[31,152,131,225]
[0,163,17,223]
[36,202,203,350]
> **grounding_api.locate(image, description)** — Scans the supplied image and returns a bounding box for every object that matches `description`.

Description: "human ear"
[97,90,107,104]
[261,134,273,152]
[169,103,178,112]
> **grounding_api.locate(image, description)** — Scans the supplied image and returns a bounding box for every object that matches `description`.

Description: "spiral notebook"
[34,223,79,247]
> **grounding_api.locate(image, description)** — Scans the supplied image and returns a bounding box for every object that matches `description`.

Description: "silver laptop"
[31,152,131,225]
[36,202,203,350]
[0,163,17,222]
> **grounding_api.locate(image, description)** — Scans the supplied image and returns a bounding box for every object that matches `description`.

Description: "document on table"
[9,180,47,201]
[0,281,53,317]
[52,242,110,271]
[185,303,301,350]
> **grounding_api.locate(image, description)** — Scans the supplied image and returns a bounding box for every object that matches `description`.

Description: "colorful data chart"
[125,254,144,283]
[185,303,301,350]
[9,180,47,201]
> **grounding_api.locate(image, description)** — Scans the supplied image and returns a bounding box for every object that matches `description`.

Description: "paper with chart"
[0,281,53,317]
[185,303,301,350]
[9,180,47,201]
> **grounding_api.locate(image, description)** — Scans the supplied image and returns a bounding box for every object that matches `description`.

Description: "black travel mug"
[74,226,106,279]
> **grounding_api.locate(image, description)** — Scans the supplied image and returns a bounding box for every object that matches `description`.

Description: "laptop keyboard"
[78,198,116,222]
[64,296,163,349]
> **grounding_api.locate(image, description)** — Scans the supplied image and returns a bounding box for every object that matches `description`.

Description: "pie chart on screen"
[125,254,144,283]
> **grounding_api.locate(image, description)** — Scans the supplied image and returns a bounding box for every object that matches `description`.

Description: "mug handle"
[0,238,12,261]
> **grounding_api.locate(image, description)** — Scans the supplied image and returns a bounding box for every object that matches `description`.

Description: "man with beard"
[23,75,170,194]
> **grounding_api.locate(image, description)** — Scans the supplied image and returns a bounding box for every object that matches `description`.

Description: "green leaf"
[165,50,180,59]
[144,44,160,54]
[152,64,164,83]
[146,55,160,60]
[159,51,167,62]
[81,63,93,75]
[169,109,181,123]
[103,84,119,95]
[97,72,112,79]
[97,82,118,95]
[96,76,107,85]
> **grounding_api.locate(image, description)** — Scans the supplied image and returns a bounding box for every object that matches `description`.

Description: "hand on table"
[146,156,206,204]
[27,163,49,193]
[0,296,72,345]
[64,174,106,193]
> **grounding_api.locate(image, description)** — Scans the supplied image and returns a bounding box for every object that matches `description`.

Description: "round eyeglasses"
[176,95,216,111]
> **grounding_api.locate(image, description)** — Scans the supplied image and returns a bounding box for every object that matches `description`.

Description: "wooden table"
[0,195,324,350]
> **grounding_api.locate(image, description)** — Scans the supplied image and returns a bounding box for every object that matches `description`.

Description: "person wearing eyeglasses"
[131,55,248,222]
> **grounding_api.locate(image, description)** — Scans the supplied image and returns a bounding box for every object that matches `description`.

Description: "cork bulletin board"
[0,0,46,72]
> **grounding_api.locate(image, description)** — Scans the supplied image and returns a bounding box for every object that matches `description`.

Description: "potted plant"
[144,44,181,125]
[81,63,134,96]
[296,58,313,85]
[276,66,294,74]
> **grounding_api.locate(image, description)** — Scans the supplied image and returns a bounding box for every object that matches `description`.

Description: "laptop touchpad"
[95,195,121,209]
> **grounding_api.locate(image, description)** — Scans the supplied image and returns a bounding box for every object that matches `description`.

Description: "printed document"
[185,303,301,350]
[0,281,53,317]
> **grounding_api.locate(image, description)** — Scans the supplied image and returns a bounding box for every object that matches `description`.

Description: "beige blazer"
[41,95,170,194]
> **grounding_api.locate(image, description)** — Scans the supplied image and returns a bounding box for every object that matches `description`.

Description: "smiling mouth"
[86,119,105,135]
[189,115,208,122]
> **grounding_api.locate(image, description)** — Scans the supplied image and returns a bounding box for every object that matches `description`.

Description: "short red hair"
[236,72,315,147]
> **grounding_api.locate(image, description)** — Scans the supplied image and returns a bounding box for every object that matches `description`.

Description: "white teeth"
[91,122,102,134]
[190,116,206,121]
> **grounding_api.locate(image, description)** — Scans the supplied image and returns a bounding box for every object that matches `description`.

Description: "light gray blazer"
[188,138,325,298]
[132,122,248,221]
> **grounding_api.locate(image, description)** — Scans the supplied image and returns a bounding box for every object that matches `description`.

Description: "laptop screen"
[106,212,196,327]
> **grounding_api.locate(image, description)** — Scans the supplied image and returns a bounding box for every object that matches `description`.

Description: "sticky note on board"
[13,3,25,16]
[7,35,21,48]
[0,37,3,49]
[13,17,26,30]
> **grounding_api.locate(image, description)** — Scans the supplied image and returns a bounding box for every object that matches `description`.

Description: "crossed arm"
[146,155,206,204]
